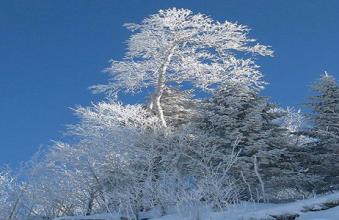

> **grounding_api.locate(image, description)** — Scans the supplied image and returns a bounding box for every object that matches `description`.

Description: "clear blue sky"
[1,0,338,167]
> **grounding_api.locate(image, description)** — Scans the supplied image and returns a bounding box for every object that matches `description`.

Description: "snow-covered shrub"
[0,169,17,219]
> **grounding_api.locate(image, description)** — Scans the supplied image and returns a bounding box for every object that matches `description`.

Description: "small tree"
[93,8,272,127]
[280,107,314,147]
[68,102,165,218]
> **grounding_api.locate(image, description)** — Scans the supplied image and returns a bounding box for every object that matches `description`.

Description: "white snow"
[55,213,120,220]
[56,192,339,220]
[298,206,339,220]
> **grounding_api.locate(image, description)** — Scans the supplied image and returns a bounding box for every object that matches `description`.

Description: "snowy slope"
[299,206,339,220]
[55,192,339,220]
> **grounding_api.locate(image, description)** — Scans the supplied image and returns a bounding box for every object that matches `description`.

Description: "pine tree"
[308,72,339,138]
[305,72,339,192]
[195,82,310,201]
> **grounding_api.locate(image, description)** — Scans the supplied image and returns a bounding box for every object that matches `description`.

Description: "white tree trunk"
[254,156,266,202]
[152,45,177,127]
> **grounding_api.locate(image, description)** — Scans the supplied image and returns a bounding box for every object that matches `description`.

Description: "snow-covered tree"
[194,82,311,201]
[279,107,314,147]
[307,72,339,139]
[0,168,31,220]
[281,107,304,133]
[305,72,339,192]
[66,102,165,218]
[22,156,80,218]
[93,8,273,127]
[153,124,240,208]
[0,169,18,219]
[72,102,239,215]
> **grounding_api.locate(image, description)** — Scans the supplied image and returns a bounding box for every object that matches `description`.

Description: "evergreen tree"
[308,72,339,138]
[196,82,311,201]
[305,72,339,192]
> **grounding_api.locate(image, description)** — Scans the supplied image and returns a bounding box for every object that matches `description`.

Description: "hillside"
[56,192,339,220]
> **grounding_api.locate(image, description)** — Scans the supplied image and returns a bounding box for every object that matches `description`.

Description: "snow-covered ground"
[55,192,339,220]
[299,206,339,220]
